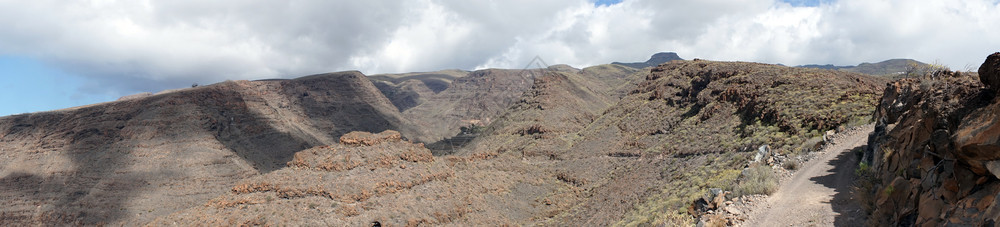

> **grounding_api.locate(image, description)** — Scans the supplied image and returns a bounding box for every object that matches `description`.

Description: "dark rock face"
[979,52,1000,89]
[865,62,999,226]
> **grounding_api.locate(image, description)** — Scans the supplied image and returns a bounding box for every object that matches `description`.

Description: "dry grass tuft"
[783,160,799,170]
[735,165,779,196]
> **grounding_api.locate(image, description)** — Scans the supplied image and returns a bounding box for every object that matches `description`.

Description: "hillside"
[399,68,538,143]
[0,71,419,225]
[389,64,643,145]
[460,60,886,225]
[369,69,470,112]
[0,54,891,226]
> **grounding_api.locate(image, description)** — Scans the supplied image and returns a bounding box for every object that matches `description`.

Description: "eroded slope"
[0,71,416,225]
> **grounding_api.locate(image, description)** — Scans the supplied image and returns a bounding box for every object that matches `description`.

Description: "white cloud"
[0,0,999,97]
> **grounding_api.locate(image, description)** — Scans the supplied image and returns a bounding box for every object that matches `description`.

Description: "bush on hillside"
[735,165,779,196]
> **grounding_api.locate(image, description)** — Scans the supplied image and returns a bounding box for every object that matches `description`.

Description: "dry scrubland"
[0,54,895,225]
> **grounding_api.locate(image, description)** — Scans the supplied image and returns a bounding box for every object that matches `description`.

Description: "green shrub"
[735,165,779,196]
[853,159,879,215]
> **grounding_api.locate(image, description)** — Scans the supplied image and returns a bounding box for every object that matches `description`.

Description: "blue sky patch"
[0,56,115,116]
[594,0,623,7]
[780,0,826,7]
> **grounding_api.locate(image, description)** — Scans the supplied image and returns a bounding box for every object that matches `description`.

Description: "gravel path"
[742,124,873,226]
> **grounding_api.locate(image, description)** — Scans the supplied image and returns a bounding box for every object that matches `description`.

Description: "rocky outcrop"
[979,52,1000,90]
[148,130,459,226]
[864,58,999,226]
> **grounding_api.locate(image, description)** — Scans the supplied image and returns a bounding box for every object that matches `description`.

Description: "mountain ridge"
[797,58,930,76]
[1,52,908,226]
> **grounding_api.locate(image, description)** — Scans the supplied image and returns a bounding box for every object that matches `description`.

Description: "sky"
[1,0,999,116]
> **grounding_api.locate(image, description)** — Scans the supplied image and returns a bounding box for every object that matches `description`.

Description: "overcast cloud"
[1,0,999,97]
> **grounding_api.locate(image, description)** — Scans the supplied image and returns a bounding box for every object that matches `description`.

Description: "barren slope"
[0,71,417,225]
[400,68,537,143]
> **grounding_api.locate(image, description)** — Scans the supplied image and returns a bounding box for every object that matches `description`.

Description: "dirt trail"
[743,124,873,226]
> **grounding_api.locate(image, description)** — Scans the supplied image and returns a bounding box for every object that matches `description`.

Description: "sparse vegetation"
[852,147,879,215]
[904,61,951,79]
[881,147,894,164]
[883,185,894,195]
[735,164,779,197]
[617,153,744,226]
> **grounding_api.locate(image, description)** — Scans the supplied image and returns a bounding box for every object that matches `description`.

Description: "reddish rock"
[339,130,402,146]
[917,191,944,226]
[867,65,1000,226]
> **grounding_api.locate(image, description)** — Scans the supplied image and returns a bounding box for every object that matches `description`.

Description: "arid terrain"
[6,51,1000,226]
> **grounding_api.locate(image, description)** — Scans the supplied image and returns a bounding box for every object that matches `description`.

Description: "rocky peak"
[612,52,684,69]
[647,52,683,65]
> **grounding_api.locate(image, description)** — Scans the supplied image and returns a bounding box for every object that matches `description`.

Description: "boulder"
[986,161,1000,179]
[979,52,1000,89]
[704,188,728,209]
[824,130,836,143]
[753,145,770,163]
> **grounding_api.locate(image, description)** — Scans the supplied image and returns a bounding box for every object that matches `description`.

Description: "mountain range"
[3,51,991,226]
[797,58,930,76]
